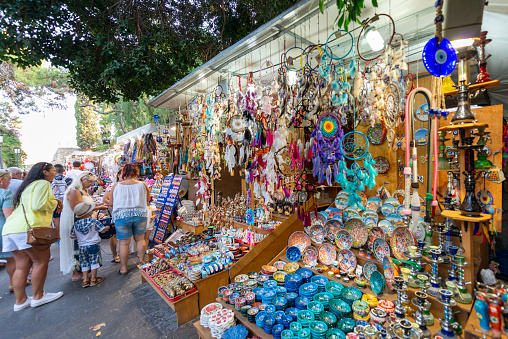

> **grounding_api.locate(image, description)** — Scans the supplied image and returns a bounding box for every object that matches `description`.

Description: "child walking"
[70,202,110,288]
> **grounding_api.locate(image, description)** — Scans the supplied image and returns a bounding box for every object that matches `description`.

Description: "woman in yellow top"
[2,163,64,312]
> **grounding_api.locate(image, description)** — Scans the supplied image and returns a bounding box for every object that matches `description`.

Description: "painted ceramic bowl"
[343,218,368,248]
[335,230,353,250]
[352,299,370,318]
[369,307,387,325]
[361,293,379,308]
[355,276,368,288]
[286,246,302,262]
[369,271,385,295]
[325,281,344,298]
[377,300,395,314]
[338,318,356,333]
[329,298,352,318]
[340,286,362,306]
[327,328,346,339]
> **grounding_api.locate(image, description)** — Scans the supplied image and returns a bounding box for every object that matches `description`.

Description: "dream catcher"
[304,45,323,75]
[325,30,354,61]
[284,47,305,72]
[357,14,395,61]
[311,113,344,186]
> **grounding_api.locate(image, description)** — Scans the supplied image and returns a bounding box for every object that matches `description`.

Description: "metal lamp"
[14,146,20,168]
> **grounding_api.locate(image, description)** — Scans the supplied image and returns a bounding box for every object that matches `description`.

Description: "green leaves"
[320,0,378,32]
[319,0,325,14]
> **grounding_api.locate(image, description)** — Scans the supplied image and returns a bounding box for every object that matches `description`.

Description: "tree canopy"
[1,0,300,104]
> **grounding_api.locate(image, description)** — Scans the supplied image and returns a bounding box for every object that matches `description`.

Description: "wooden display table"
[139,268,199,326]
[175,220,204,234]
[217,299,274,339]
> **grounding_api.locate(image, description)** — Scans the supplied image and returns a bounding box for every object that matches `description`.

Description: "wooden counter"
[175,220,205,234]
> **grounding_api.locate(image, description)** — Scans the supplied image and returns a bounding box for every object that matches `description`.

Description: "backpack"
[52,175,68,201]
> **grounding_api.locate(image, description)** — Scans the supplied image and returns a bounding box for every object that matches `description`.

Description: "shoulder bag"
[23,203,60,251]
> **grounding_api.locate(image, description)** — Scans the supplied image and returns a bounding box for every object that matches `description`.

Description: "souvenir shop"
[136,0,508,338]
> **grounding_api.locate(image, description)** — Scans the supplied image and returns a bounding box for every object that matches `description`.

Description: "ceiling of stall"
[148,0,441,109]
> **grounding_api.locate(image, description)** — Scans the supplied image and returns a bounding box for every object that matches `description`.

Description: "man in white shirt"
[7,167,23,194]
[66,160,82,181]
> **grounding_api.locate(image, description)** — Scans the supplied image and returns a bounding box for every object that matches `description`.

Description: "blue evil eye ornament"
[422,36,457,77]
[245,208,255,225]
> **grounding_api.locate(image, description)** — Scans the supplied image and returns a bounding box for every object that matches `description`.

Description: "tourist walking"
[7,167,23,195]
[0,170,14,292]
[59,172,106,281]
[65,161,82,181]
[1,163,64,311]
[109,163,150,275]
[51,164,72,230]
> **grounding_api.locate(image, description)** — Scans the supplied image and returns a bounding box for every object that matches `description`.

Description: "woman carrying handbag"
[2,163,64,312]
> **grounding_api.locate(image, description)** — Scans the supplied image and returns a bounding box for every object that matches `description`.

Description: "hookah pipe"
[404,88,436,229]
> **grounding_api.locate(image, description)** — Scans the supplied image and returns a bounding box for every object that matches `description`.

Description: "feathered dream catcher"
[311,112,344,186]
[195,171,212,211]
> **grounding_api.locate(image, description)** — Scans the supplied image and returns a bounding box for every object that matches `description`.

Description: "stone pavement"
[0,241,199,339]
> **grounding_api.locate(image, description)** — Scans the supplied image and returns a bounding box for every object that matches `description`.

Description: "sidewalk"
[0,241,199,339]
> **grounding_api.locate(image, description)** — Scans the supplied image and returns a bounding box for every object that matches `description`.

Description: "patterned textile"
[78,244,102,271]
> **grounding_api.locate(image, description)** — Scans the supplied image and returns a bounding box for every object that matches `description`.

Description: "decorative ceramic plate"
[288,231,311,253]
[335,193,349,210]
[357,191,368,209]
[382,256,395,289]
[362,210,378,223]
[362,261,379,280]
[386,213,402,224]
[302,246,318,265]
[367,124,385,145]
[335,230,353,250]
[337,249,357,272]
[286,246,302,262]
[384,198,401,209]
[396,205,405,217]
[366,197,382,212]
[370,271,386,295]
[393,222,404,228]
[326,208,342,219]
[333,214,344,222]
[343,219,368,248]
[318,244,336,266]
[273,261,287,271]
[343,207,360,221]
[390,227,416,261]
[372,237,391,262]
[325,219,343,241]
[373,156,390,174]
[377,219,393,234]
[310,212,327,224]
[310,225,326,244]
[367,227,385,249]
[380,204,395,216]
[363,217,377,228]
[319,211,329,220]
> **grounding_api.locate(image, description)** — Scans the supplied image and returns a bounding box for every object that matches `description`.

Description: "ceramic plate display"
[337,249,357,272]
[367,124,385,145]
[288,231,311,253]
[362,210,378,223]
[273,261,286,271]
[325,219,343,241]
[362,261,379,280]
[318,244,336,266]
[377,219,393,234]
[385,198,401,209]
[386,213,402,224]
[310,225,326,244]
[357,191,367,209]
[370,271,386,295]
[310,218,325,228]
[366,196,382,212]
[302,246,318,265]
[367,227,385,249]
[319,211,329,220]
[343,207,360,221]
[363,217,377,228]
[373,156,390,174]
[332,214,343,222]
[393,221,405,228]
[343,218,368,248]
[310,212,327,224]
[382,256,395,290]
[380,203,395,216]
[335,230,353,250]
[390,227,416,261]
[326,208,342,219]
[372,237,391,262]
[396,205,405,217]
[286,246,302,262]
[335,193,349,210]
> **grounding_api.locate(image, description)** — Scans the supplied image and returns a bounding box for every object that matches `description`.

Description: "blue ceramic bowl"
[287,246,302,262]
[264,279,278,289]
[327,328,346,339]
[281,329,293,338]
[295,296,311,310]
[338,318,355,333]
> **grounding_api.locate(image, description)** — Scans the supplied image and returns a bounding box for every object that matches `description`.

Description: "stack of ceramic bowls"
[273,324,285,339]
[252,287,264,302]
[325,281,344,298]
[311,276,329,293]
[273,271,287,285]
[307,301,325,319]
[265,304,276,314]
[262,289,276,304]
[264,279,278,290]
[326,328,346,339]
[329,299,352,321]
[337,318,355,333]
[319,311,337,328]
[313,292,334,310]
[286,292,298,307]
[299,282,319,300]
[295,296,311,310]
[309,320,328,339]
[281,314,293,328]
[340,287,362,306]
[275,285,287,297]
[244,291,255,305]
[274,296,288,311]
[290,321,303,336]
[207,308,235,338]
[298,327,312,339]
[275,310,285,324]
[247,307,259,323]
[286,307,299,321]
[297,310,315,328]
[285,273,303,293]
[281,329,294,338]
[264,314,276,334]
[257,274,269,286]
[200,302,223,327]
[255,311,267,327]
[296,268,314,283]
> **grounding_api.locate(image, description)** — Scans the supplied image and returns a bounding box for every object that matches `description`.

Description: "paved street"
[0,241,199,339]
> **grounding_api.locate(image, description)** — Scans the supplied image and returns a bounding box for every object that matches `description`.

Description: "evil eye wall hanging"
[367,123,386,145]
[372,156,390,174]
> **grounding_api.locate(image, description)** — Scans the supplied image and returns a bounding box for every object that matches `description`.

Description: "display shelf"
[139,268,200,326]
[217,299,277,339]
[464,308,507,339]
[232,221,272,235]
[439,122,488,132]
[194,321,213,339]
[175,220,205,234]
[443,79,500,97]
[440,210,490,223]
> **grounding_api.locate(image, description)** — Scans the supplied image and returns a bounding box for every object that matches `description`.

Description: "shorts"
[78,244,102,271]
[115,216,147,240]
[2,233,31,252]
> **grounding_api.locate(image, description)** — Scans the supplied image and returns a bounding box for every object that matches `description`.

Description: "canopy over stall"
[116,123,173,144]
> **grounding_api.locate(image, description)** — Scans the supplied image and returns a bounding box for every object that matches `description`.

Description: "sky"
[18,94,78,164]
